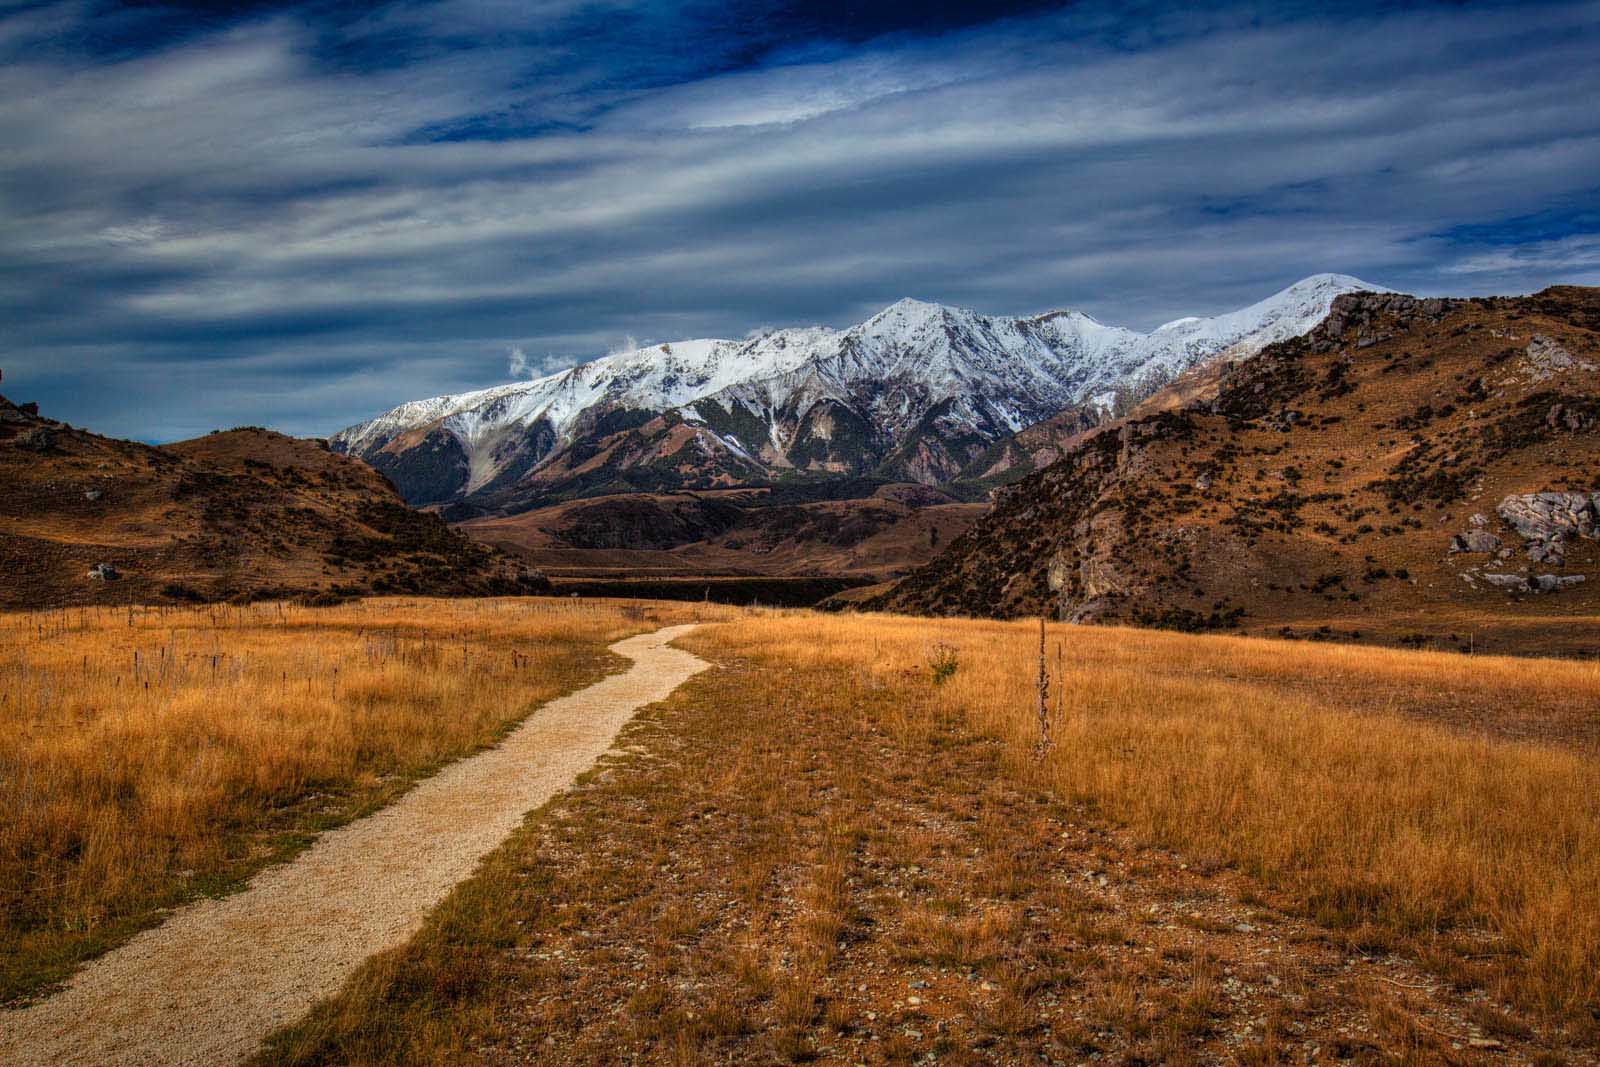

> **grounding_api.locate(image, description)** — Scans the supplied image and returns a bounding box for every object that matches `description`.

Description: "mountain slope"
[0,397,547,609]
[869,287,1600,654]
[333,275,1385,511]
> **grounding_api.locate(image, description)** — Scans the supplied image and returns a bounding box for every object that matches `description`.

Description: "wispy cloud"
[1,0,1597,440]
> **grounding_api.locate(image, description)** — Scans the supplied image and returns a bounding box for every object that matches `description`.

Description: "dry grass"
[255,610,1589,1065]
[0,595,726,1003]
[13,598,1597,1060]
[701,613,1600,1025]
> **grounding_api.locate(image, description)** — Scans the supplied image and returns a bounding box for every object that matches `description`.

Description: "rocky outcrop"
[1523,335,1595,382]
[1311,293,1458,353]
[1545,402,1597,433]
[16,427,55,452]
[1496,493,1600,565]
[1481,572,1586,594]
[1450,530,1503,554]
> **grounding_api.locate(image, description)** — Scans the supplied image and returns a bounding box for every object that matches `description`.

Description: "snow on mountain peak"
[332,274,1388,502]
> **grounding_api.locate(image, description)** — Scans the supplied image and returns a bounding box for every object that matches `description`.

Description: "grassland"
[0,596,727,1004]
[709,616,1600,1019]
[254,608,1600,1065]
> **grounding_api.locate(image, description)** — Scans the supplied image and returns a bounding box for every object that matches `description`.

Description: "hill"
[0,398,546,609]
[457,482,985,581]
[872,287,1600,655]
[332,275,1382,511]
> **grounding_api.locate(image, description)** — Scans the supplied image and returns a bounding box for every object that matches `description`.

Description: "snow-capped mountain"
[332,274,1388,508]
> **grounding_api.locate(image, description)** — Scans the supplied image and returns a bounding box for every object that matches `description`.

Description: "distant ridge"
[333,274,1388,511]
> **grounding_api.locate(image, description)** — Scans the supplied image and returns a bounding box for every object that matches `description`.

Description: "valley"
[5,599,1598,1065]
[8,4,1597,1063]
[458,483,985,592]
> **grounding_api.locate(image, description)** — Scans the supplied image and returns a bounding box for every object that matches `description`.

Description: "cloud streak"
[1,0,1598,440]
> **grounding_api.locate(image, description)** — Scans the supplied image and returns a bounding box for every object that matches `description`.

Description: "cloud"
[0,0,1597,440]
[607,335,642,357]
[507,345,533,377]
[1440,234,1600,282]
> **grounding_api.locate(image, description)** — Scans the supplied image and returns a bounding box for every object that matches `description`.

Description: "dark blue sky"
[3,0,1598,441]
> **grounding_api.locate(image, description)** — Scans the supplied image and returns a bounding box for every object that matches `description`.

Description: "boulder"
[1528,538,1567,565]
[1449,530,1502,554]
[84,489,103,502]
[15,427,55,452]
[1481,572,1586,594]
[1496,492,1600,562]
[85,562,119,581]
[1523,335,1578,381]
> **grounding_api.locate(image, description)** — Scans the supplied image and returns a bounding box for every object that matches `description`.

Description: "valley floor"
[260,609,1598,1066]
[4,600,1599,1065]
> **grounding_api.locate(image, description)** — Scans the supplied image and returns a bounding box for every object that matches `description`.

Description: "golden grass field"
[701,615,1600,1021]
[255,606,1600,1066]
[0,596,731,1003]
[5,597,1600,1062]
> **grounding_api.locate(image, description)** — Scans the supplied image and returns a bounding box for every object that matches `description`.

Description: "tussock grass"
[701,613,1600,1024]
[260,612,1581,1066]
[0,596,722,1003]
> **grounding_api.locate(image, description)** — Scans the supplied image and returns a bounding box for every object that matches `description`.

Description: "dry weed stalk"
[1034,617,1051,759]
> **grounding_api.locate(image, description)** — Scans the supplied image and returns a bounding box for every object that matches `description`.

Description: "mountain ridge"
[867,285,1600,655]
[332,274,1388,511]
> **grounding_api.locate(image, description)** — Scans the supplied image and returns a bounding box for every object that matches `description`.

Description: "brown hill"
[872,287,1600,655]
[0,400,546,610]
[457,483,984,580]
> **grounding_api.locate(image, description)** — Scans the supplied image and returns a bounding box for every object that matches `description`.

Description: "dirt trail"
[0,624,708,1067]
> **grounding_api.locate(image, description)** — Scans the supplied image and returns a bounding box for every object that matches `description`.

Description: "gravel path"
[0,624,708,1067]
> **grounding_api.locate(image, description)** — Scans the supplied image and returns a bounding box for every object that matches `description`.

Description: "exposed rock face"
[1311,293,1457,354]
[1523,335,1594,381]
[1450,530,1503,554]
[1496,492,1600,564]
[1481,572,1586,594]
[16,427,55,452]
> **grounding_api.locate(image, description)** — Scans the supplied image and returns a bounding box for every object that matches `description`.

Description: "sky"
[2,0,1599,441]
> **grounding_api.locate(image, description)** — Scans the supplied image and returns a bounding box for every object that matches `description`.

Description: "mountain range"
[871,285,1600,655]
[332,274,1386,513]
